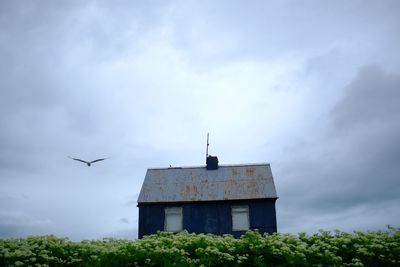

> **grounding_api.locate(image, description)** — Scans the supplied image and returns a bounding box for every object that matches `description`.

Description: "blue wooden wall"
[138,199,277,238]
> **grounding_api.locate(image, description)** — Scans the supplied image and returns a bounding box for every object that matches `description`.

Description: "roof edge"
[137,197,278,206]
[147,163,270,170]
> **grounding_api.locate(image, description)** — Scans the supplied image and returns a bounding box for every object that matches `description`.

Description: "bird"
[68,156,108,166]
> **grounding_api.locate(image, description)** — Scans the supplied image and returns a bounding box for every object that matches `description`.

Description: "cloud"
[0,210,54,238]
[120,218,129,224]
[332,65,400,131]
[276,65,400,232]
[1,1,399,239]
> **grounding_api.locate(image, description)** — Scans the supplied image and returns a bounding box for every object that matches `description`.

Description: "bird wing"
[90,158,107,164]
[68,156,89,164]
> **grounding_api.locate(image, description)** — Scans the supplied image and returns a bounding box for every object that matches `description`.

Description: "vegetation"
[1,228,399,266]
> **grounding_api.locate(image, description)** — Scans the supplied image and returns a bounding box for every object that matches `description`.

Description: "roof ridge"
[148,163,270,170]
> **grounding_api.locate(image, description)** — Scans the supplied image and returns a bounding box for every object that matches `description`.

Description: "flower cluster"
[1,227,399,266]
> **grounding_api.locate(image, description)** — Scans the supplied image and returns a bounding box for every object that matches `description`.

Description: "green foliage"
[1,228,399,266]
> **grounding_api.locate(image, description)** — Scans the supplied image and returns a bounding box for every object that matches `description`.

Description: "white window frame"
[164,207,183,232]
[231,205,250,231]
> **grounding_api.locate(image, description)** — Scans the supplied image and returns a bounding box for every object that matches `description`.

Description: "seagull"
[68,156,108,166]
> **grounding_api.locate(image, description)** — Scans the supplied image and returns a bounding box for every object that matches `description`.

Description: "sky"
[0,0,399,240]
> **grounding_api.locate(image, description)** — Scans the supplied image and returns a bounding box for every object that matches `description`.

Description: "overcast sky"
[1,0,399,240]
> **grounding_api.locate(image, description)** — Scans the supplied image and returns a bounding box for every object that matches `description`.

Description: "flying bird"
[68,156,108,166]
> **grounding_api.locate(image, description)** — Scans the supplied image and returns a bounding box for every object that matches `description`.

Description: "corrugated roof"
[137,163,277,203]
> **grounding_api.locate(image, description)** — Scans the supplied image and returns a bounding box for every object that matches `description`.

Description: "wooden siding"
[138,199,277,239]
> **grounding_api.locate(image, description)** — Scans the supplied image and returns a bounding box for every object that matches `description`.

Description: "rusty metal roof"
[137,163,277,203]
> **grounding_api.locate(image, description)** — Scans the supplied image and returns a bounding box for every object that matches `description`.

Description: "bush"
[1,228,399,266]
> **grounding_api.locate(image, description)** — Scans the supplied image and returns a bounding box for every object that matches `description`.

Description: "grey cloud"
[324,65,400,205]
[277,65,400,232]
[167,0,400,66]
[120,218,129,224]
[332,65,400,131]
[1,0,399,239]
[0,211,54,238]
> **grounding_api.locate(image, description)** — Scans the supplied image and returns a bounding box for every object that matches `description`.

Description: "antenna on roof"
[206,132,209,159]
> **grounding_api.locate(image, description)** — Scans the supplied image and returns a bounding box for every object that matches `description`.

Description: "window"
[232,206,250,231]
[164,207,183,232]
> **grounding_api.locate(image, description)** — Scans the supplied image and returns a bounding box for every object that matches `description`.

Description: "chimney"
[206,155,219,170]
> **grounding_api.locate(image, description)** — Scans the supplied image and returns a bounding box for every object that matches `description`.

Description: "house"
[137,156,278,238]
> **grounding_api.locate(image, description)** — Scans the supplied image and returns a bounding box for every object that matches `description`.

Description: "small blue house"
[137,157,278,238]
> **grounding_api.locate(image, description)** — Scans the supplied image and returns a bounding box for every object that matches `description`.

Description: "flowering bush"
[1,227,399,266]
